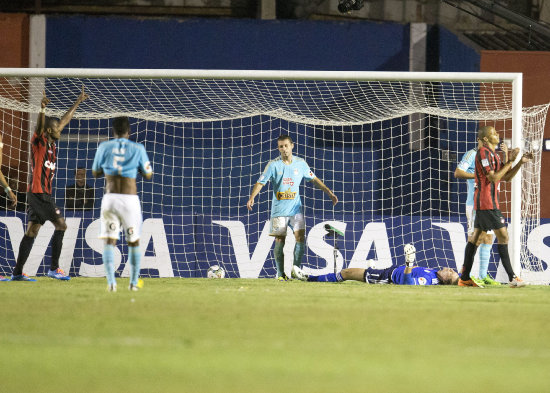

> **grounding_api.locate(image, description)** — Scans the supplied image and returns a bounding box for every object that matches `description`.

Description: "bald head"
[478,126,494,141]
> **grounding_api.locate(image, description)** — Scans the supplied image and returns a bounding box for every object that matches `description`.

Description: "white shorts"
[100,193,143,243]
[465,205,493,236]
[269,213,305,237]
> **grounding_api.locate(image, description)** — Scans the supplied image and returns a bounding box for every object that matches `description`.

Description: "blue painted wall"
[46,16,410,71]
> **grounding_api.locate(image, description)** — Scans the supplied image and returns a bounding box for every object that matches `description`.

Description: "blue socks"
[103,244,116,286]
[274,241,285,277]
[128,246,141,286]
[293,241,305,267]
[478,243,492,279]
[307,272,343,282]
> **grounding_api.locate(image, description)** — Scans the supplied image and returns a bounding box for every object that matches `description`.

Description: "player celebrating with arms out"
[10,87,88,281]
[459,125,532,288]
[247,135,338,281]
[92,117,152,292]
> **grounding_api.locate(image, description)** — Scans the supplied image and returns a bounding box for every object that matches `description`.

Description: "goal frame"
[0,68,524,276]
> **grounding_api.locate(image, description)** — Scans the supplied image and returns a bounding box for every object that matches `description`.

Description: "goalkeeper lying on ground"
[304,244,460,285]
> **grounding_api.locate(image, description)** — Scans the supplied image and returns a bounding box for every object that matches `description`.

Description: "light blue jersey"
[257,156,315,218]
[92,138,152,178]
[457,148,477,206]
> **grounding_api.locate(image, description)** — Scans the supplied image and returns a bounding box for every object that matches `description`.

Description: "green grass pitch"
[1,277,550,393]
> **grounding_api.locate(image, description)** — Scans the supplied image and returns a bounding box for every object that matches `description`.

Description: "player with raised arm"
[10,87,88,281]
[459,125,531,288]
[92,116,153,292]
[454,138,499,286]
[247,135,338,281]
[307,244,459,285]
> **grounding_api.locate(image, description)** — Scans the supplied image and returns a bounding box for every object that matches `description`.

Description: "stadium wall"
[480,51,550,219]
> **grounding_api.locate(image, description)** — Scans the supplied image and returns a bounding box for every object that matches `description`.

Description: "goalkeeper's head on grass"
[92,116,153,292]
[246,135,338,281]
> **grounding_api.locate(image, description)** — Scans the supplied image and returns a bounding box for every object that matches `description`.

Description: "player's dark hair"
[277,134,293,144]
[44,116,58,131]
[113,116,130,137]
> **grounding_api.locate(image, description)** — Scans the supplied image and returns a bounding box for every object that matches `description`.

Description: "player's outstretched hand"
[41,90,50,108]
[330,193,338,206]
[78,85,89,103]
[521,151,534,163]
[246,197,254,211]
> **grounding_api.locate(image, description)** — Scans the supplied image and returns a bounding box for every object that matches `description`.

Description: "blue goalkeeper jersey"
[456,148,477,207]
[256,156,315,218]
[391,265,439,285]
[92,138,152,179]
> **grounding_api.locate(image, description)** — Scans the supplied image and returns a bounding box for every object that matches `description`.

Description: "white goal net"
[0,69,547,283]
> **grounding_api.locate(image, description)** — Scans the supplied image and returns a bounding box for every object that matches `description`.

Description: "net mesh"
[0,74,547,282]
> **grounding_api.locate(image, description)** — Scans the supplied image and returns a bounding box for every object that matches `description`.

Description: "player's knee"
[128,240,139,247]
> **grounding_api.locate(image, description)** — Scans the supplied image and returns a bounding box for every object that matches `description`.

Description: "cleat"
[470,276,484,286]
[129,284,139,291]
[107,284,117,292]
[276,274,289,282]
[458,278,483,288]
[10,273,37,282]
[291,265,308,281]
[47,268,70,281]
[509,276,526,288]
[482,275,500,286]
[1,275,10,282]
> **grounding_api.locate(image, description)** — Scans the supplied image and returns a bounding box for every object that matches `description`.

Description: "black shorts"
[363,266,397,284]
[474,209,506,232]
[26,192,63,225]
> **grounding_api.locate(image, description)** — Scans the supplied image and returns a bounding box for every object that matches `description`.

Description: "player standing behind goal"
[454,137,499,286]
[247,135,338,281]
[92,116,153,292]
[459,125,532,288]
[10,87,88,282]
[0,133,18,281]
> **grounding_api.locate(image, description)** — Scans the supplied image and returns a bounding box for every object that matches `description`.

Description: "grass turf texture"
[1,278,550,393]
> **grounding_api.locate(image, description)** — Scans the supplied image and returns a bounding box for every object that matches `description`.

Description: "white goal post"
[0,68,547,283]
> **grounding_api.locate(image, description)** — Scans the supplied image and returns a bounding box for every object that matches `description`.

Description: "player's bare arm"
[35,90,50,137]
[247,183,264,211]
[486,147,519,183]
[311,177,338,206]
[57,85,89,133]
[454,168,475,179]
[92,168,104,178]
[502,151,533,182]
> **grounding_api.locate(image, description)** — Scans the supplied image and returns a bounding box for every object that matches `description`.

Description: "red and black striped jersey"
[474,145,502,210]
[28,132,57,194]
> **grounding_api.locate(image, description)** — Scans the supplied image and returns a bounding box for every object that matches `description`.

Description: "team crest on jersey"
[481,158,490,167]
[276,188,297,200]
[418,277,427,285]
